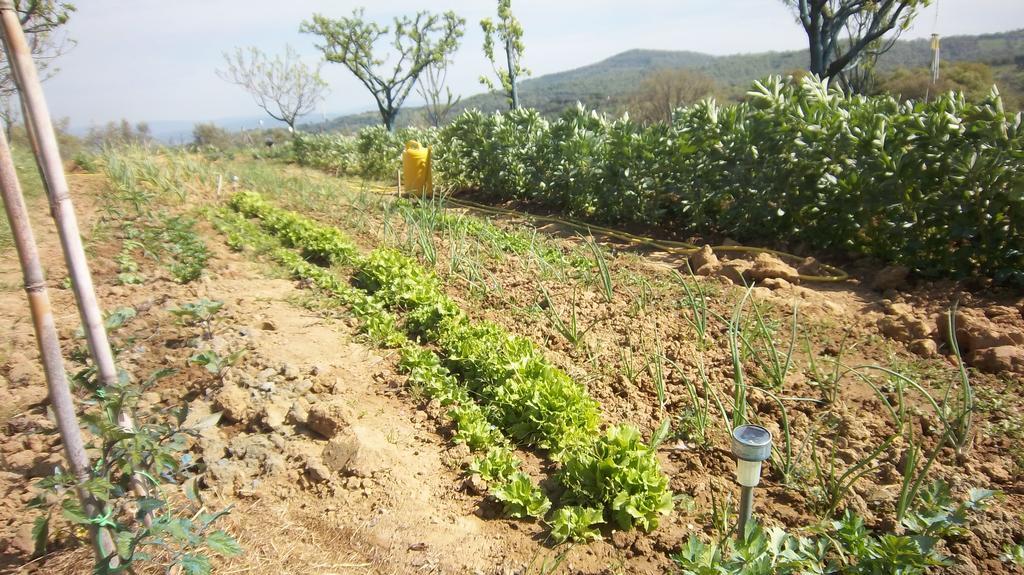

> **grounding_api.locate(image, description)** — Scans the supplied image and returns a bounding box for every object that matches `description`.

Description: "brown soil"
[0,160,1022,574]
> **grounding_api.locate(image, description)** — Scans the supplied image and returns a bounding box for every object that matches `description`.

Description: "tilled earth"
[0,162,1022,574]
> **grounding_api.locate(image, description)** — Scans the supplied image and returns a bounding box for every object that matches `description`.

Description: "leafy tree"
[0,0,76,137]
[217,45,327,133]
[480,0,529,110]
[783,0,930,82]
[627,69,718,124]
[302,8,464,132]
[416,58,460,128]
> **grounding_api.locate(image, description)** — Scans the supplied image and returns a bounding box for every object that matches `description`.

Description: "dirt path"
[0,172,653,574]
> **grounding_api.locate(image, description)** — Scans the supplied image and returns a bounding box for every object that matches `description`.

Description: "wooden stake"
[0,129,117,562]
[0,0,152,527]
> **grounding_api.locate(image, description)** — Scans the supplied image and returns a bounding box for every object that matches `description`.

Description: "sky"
[41,0,1024,130]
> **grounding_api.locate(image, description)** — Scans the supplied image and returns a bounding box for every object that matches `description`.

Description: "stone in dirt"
[748,253,801,283]
[718,259,753,285]
[689,245,720,276]
[262,398,290,431]
[321,425,388,478]
[214,383,254,424]
[4,449,62,478]
[909,338,938,358]
[304,456,332,483]
[870,265,910,291]
[205,459,250,493]
[11,523,36,555]
[760,277,792,291]
[967,346,1024,375]
[307,398,355,438]
[944,309,1024,352]
[877,307,934,343]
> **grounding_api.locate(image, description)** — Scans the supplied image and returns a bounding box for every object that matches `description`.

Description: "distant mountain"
[318,28,1024,132]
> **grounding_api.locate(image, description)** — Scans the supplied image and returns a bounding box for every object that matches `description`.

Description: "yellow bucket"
[402,140,432,197]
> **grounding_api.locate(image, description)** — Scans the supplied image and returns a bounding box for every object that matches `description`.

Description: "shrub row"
[292,125,437,180]
[224,191,673,535]
[292,78,1023,283]
[433,78,1024,284]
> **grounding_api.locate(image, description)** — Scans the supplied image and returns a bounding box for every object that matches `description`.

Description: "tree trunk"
[505,37,519,110]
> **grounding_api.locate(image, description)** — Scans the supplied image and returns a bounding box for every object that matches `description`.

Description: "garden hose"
[366,184,849,283]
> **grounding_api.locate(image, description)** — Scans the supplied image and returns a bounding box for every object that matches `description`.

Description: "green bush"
[432,77,1024,285]
[293,126,437,180]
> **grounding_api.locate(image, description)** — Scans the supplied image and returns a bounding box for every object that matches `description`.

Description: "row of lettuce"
[212,190,1010,569]
[292,76,1024,286]
[213,191,673,542]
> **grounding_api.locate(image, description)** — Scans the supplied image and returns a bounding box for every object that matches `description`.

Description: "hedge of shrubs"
[294,77,1024,285]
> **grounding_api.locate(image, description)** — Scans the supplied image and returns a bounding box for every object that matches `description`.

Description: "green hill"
[319,28,1024,132]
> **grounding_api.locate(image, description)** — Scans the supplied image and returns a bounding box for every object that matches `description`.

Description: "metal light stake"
[731,424,772,541]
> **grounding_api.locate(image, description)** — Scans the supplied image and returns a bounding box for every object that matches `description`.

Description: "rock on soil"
[748,253,801,283]
[214,383,254,424]
[322,426,388,478]
[690,245,721,276]
[871,265,910,291]
[967,346,1024,374]
[946,309,1024,352]
[718,259,753,285]
[307,398,355,438]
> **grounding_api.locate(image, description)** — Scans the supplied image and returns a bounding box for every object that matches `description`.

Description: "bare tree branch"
[217,45,327,133]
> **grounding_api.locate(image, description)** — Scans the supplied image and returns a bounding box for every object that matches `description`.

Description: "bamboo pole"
[0,131,117,561]
[0,0,153,526]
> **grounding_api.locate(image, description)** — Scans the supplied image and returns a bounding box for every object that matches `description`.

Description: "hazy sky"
[43,0,1024,128]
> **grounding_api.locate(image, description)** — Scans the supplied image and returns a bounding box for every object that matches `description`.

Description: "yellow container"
[402,140,432,197]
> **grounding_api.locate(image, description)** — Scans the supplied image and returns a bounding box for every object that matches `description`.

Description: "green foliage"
[900,481,999,538]
[675,485,998,575]
[1003,542,1024,566]
[292,126,437,179]
[469,446,521,483]
[434,77,1024,285]
[491,471,551,519]
[102,151,211,283]
[222,191,671,537]
[34,352,237,572]
[558,425,673,531]
[480,0,529,109]
[548,505,603,543]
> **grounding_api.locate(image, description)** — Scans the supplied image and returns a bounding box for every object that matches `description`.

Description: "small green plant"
[469,446,521,483]
[558,425,673,531]
[901,480,999,538]
[1003,542,1024,566]
[492,472,551,519]
[169,299,225,340]
[539,285,599,350]
[548,505,603,543]
[189,349,246,381]
[34,361,238,573]
[583,235,613,303]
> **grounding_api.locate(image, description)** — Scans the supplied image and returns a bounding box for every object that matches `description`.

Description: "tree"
[416,58,460,127]
[0,0,75,138]
[783,0,930,82]
[302,8,464,132]
[217,45,327,133]
[627,69,718,124]
[480,0,529,110]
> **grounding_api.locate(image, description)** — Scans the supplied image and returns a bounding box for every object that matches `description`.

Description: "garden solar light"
[731,424,772,540]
